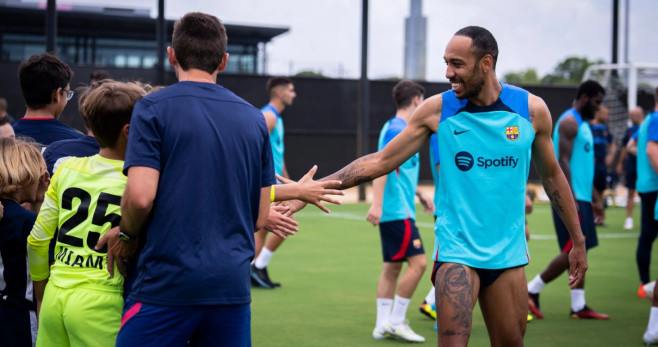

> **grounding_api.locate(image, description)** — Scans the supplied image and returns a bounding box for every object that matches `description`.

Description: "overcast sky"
[49,0,658,82]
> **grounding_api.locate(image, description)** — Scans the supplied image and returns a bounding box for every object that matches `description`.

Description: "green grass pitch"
[251,202,650,346]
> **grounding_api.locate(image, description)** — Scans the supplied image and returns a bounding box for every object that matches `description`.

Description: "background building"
[0,1,288,73]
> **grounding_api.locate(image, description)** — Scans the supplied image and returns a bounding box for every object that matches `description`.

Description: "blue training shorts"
[378,218,425,262]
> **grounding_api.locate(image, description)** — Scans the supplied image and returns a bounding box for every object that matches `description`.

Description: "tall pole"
[612,0,619,64]
[45,0,57,53]
[404,0,426,80]
[156,0,166,85]
[357,0,370,201]
[624,0,629,63]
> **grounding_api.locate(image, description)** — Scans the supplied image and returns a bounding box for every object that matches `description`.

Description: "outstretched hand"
[276,165,343,213]
[567,243,587,288]
[264,204,299,239]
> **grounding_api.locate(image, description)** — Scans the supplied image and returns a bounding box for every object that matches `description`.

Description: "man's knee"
[382,262,403,277]
[409,255,427,271]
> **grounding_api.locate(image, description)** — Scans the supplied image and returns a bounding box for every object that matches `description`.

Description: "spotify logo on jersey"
[455,151,474,171]
[455,151,519,172]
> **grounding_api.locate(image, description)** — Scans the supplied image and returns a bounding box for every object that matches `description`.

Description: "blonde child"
[0,137,49,346]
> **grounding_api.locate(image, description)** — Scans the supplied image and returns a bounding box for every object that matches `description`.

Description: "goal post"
[582,62,658,147]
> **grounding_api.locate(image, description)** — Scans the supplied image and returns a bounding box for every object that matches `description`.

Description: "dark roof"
[0,5,289,44]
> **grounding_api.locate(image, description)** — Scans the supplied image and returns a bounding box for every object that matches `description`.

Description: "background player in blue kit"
[527,80,609,320]
[589,105,615,225]
[367,80,432,342]
[635,87,658,345]
[252,76,297,288]
[287,26,587,346]
[618,106,645,231]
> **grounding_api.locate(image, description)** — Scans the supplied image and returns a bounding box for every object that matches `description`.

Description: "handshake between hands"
[265,165,343,239]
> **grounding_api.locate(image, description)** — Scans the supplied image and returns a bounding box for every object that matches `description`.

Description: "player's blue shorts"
[625,170,637,190]
[593,165,608,192]
[640,191,658,242]
[430,261,523,288]
[116,299,250,347]
[552,200,598,252]
[378,218,425,262]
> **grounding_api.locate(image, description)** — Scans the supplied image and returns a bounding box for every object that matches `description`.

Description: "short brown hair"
[77,78,116,131]
[18,53,73,109]
[172,12,227,74]
[266,77,293,98]
[392,80,425,109]
[0,137,45,196]
[80,82,147,148]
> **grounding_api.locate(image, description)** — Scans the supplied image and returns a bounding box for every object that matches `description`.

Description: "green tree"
[295,70,326,77]
[503,69,540,84]
[541,56,604,85]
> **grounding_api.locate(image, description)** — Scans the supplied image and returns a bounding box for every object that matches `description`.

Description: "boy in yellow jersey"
[27,81,147,347]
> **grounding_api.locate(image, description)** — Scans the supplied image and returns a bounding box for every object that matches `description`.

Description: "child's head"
[0,137,46,201]
[77,78,116,132]
[19,53,73,111]
[80,81,148,149]
[171,12,227,74]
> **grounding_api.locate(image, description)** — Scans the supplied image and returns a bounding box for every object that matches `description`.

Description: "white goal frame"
[583,62,658,108]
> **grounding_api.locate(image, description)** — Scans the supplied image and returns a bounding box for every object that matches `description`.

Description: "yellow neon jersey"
[27,155,126,292]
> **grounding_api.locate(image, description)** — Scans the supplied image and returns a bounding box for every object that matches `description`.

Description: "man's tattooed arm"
[546,189,564,214]
[325,153,378,189]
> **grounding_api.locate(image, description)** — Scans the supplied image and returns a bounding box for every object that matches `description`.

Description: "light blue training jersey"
[262,104,285,176]
[636,111,658,194]
[432,83,533,269]
[378,117,420,222]
[429,133,440,217]
[552,108,594,202]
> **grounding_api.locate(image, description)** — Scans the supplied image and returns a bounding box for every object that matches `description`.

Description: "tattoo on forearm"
[335,155,374,189]
[438,264,473,337]
[547,190,564,214]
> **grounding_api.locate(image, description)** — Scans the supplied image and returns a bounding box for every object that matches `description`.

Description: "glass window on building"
[2,33,260,73]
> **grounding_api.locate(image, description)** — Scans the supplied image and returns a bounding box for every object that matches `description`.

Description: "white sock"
[648,307,658,336]
[376,298,393,329]
[390,295,411,325]
[527,274,546,294]
[254,247,274,269]
[571,289,585,312]
[425,287,436,306]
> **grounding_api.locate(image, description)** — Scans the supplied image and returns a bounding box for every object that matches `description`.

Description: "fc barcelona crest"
[505,126,519,141]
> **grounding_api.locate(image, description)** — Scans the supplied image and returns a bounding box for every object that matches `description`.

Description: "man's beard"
[457,66,485,100]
